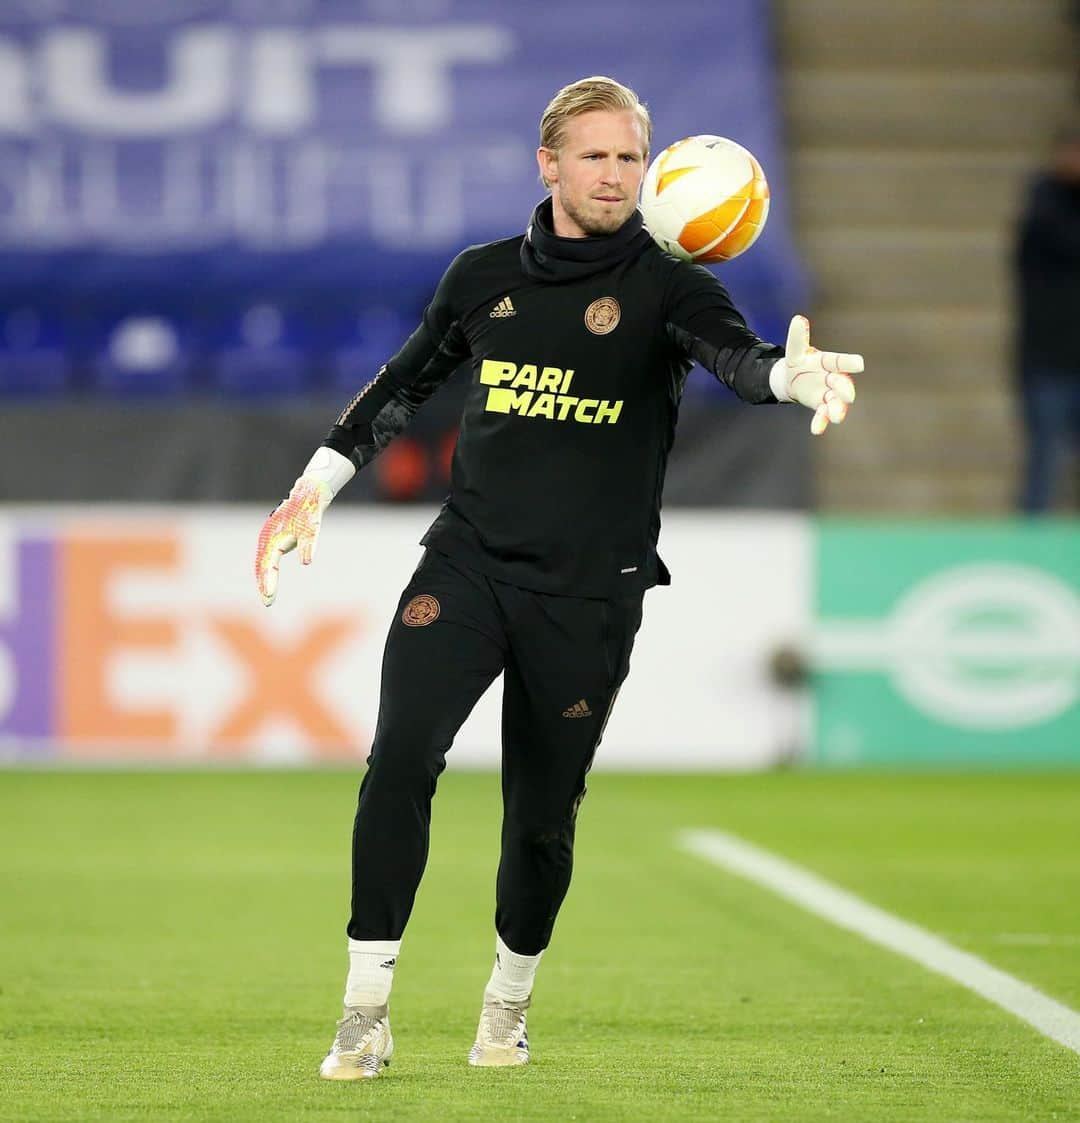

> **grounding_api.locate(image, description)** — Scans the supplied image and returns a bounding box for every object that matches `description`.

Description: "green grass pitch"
[2,770,1079,1121]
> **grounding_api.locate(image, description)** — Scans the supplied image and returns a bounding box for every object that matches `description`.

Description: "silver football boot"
[467,992,530,1067]
[319,1005,393,1080]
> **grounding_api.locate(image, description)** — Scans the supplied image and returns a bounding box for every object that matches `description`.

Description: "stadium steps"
[782,0,1073,68]
[799,229,1010,307]
[784,71,1075,149]
[814,308,1006,378]
[791,150,1038,230]
[773,0,1077,513]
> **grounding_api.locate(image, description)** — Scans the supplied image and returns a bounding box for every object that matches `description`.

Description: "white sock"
[344,938,401,1009]
[485,934,543,1004]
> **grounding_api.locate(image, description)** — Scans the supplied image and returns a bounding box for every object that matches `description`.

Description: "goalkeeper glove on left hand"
[255,447,356,607]
[769,314,864,435]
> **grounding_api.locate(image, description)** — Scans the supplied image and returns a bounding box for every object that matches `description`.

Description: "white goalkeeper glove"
[769,314,864,435]
[255,447,356,607]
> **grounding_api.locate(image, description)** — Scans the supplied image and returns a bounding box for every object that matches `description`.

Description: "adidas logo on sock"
[489,295,516,318]
[379,958,396,969]
[561,699,592,718]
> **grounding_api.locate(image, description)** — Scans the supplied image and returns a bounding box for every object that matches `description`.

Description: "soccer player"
[255,76,862,1079]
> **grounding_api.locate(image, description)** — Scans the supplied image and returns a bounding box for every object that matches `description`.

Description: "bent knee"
[364,735,447,788]
[504,818,575,849]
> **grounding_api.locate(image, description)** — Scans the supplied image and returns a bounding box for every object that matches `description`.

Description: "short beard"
[559,191,634,237]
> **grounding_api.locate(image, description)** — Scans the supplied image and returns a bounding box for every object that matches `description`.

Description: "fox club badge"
[402,594,441,627]
[584,297,620,335]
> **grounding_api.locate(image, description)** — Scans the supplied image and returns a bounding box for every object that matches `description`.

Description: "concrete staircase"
[773,0,1078,512]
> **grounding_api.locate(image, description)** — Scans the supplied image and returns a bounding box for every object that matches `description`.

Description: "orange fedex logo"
[0,528,365,760]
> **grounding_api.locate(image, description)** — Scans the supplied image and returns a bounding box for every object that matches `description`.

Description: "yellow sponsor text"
[479,359,622,425]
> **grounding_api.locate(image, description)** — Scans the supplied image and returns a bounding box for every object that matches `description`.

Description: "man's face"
[538,109,648,237]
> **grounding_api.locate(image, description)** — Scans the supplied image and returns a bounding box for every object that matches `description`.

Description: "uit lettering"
[479,359,623,425]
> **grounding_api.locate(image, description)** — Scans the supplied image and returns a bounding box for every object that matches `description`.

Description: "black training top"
[323,200,785,599]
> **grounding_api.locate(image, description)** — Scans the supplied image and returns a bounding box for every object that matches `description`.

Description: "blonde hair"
[538,76,652,188]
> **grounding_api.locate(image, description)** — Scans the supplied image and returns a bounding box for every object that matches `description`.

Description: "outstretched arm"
[664,263,864,430]
[664,263,784,403]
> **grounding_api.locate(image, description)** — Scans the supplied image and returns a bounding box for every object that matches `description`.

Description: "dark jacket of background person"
[1017,166,1080,370]
[1014,123,1080,511]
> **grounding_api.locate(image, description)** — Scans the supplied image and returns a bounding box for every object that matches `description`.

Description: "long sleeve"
[663,261,783,404]
[322,250,475,471]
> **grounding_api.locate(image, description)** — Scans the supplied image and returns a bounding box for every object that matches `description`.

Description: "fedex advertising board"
[0,508,809,768]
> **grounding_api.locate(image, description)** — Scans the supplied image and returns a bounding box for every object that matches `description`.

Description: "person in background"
[1015,118,1080,512]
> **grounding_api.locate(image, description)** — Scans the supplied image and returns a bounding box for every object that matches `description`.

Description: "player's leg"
[496,589,643,952]
[322,550,506,1080]
[349,552,506,943]
[468,588,644,1066]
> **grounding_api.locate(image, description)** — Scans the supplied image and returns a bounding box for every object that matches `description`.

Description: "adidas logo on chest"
[489,296,516,318]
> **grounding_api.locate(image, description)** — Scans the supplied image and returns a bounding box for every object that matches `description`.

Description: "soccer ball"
[640,135,770,264]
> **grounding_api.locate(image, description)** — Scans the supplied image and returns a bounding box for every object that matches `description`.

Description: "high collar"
[520,197,652,283]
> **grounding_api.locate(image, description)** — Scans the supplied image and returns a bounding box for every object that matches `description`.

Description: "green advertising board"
[811,520,1079,767]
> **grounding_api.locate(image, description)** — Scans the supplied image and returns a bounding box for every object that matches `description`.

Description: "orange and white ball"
[640,135,770,264]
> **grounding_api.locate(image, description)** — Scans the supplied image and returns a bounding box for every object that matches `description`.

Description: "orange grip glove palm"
[255,448,355,607]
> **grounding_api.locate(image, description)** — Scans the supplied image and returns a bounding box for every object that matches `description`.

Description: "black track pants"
[348,549,643,955]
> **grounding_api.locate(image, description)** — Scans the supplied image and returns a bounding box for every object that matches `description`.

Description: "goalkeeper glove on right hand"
[769,314,864,435]
[255,447,356,607]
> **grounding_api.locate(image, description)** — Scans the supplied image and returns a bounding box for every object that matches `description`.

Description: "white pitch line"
[679,829,1080,1056]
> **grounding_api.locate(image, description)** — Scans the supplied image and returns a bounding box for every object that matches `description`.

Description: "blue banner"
[0,1,805,388]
